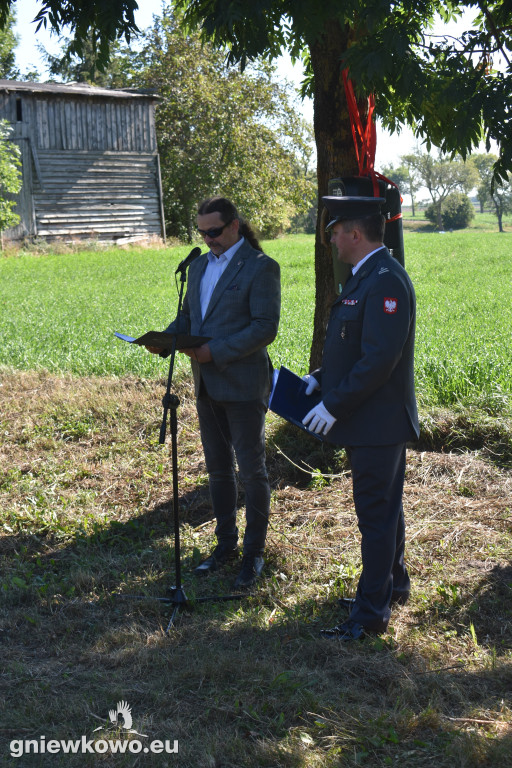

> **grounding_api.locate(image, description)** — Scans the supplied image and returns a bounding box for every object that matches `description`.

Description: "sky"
[13,0,477,169]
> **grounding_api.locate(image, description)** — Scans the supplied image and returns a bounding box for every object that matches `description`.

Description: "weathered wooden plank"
[54,98,61,148]
[38,220,161,229]
[75,100,82,149]
[51,151,157,159]
[127,102,134,150]
[63,100,70,150]
[112,102,119,151]
[74,100,81,149]
[48,98,56,149]
[37,223,162,231]
[104,102,112,149]
[37,214,160,224]
[80,100,88,150]
[120,101,127,151]
[136,102,143,151]
[37,154,156,165]
[62,98,70,149]
[124,102,131,150]
[37,202,160,214]
[0,92,10,118]
[34,99,45,149]
[35,197,159,206]
[97,101,104,150]
[38,216,159,223]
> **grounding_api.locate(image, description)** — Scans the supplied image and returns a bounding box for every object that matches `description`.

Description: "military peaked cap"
[322,196,386,230]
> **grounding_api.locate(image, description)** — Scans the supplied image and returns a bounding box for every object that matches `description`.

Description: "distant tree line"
[383,151,512,232]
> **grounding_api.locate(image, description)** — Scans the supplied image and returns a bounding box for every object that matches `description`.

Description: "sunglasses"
[197,219,233,239]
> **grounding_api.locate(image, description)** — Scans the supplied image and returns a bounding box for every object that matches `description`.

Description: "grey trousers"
[195,394,270,556]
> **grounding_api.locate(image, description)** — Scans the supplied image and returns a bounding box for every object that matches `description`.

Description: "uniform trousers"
[345,443,411,632]
[195,393,270,556]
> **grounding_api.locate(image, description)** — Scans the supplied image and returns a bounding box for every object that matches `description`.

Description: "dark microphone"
[175,246,202,274]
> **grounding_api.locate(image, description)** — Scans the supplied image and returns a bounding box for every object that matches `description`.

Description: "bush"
[442,192,475,229]
[425,192,475,230]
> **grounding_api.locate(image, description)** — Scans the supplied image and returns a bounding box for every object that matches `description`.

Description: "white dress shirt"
[352,246,384,275]
[200,237,245,318]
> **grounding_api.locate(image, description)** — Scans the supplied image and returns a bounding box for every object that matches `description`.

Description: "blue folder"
[269,366,324,441]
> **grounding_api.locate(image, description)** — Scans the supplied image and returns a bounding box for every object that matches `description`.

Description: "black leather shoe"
[338,591,409,611]
[234,555,264,588]
[194,545,238,575]
[320,619,366,641]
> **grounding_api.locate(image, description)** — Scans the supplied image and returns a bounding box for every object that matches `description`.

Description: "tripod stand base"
[116,585,254,634]
[165,585,189,631]
[164,585,255,632]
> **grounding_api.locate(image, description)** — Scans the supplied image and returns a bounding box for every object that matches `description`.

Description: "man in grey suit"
[302,195,419,640]
[151,197,280,588]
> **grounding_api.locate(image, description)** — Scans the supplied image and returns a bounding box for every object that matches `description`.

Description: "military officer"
[303,195,419,640]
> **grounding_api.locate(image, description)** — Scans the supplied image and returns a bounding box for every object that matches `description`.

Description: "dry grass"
[0,370,511,767]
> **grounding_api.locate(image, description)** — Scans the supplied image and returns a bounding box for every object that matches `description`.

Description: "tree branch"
[477,0,511,66]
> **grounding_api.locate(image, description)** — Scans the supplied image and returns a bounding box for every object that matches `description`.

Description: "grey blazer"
[166,239,281,402]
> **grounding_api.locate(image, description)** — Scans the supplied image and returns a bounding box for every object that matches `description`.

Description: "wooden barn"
[0,80,165,242]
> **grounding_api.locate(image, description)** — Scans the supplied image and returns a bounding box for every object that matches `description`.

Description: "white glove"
[302,401,337,435]
[302,374,320,396]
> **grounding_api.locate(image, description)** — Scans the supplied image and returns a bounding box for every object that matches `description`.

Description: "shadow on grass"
[1,567,511,767]
[266,420,346,487]
[412,562,512,657]
[417,410,512,468]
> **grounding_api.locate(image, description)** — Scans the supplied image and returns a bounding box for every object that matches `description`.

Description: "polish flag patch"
[384,297,398,314]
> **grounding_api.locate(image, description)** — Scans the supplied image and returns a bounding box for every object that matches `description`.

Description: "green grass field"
[1,231,511,418]
[1,228,511,766]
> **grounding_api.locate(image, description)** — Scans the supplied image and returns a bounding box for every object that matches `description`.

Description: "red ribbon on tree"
[342,69,377,180]
[342,69,402,220]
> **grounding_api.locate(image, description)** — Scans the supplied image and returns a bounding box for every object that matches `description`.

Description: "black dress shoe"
[234,555,264,588]
[320,619,366,641]
[194,545,238,575]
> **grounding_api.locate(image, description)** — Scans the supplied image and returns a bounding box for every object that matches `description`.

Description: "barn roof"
[0,79,159,100]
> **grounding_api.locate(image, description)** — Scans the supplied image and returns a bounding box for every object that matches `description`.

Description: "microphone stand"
[158,264,188,630]
[121,254,253,634]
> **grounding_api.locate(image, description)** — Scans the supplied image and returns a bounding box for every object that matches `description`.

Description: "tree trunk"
[491,195,504,232]
[308,21,361,370]
[436,202,443,230]
[409,175,416,217]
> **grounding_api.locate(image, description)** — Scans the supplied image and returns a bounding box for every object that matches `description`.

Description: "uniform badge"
[384,297,398,314]
[342,299,358,305]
